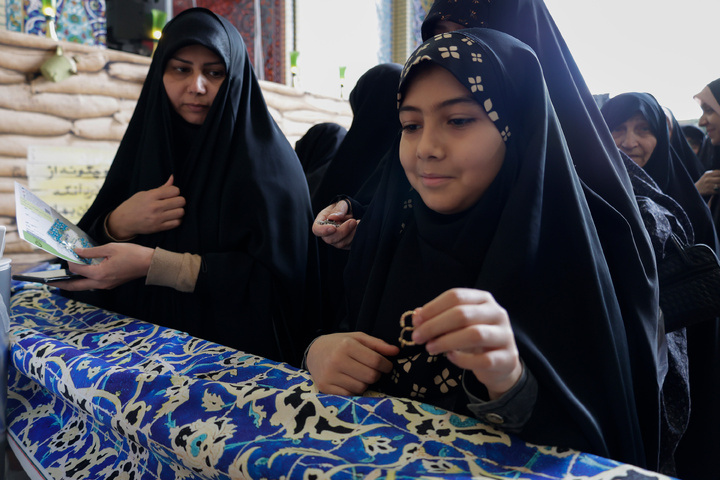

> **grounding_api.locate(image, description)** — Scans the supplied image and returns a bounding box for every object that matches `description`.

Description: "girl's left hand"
[410,288,522,400]
[55,243,155,291]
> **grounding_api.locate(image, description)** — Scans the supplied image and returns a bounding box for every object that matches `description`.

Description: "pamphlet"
[14,182,99,265]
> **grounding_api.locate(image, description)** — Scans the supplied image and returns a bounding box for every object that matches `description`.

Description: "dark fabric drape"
[295,122,347,198]
[421,0,662,471]
[70,8,321,366]
[666,110,705,182]
[343,28,656,470]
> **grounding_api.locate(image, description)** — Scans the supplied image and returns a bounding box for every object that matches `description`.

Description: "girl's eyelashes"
[401,123,421,133]
[448,117,475,127]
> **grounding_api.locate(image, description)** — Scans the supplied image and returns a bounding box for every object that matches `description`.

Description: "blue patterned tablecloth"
[6,285,673,479]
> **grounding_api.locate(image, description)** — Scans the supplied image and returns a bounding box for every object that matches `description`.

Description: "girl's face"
[399,64,506,215]
[163,44,227,125]
[609,112,657,167]
[699,101,720,146]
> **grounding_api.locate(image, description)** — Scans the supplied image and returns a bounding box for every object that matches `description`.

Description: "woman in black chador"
[602,91,720,479]
[601,92,719,254]
[60,8,320,366]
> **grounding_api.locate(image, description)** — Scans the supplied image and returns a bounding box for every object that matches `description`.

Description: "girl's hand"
[312,200,359,250]
[55,243,155,291]
[411,288,522,400]
[306,332,400,396]
[107,175,186,240]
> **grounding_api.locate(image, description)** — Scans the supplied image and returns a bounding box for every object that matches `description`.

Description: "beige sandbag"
[0,108,72,136]
[72,117,128,141]
[72,51,108,73]
[0,177,26,193]
[0,67,26,85]
[0,29,151,65]
[31,71,143,100]
[0,157,27,177]
[0,44,49,73]
[107,62,149,83]
[0,85,121,119]
[0,192,15,216]
[0,133,119,158]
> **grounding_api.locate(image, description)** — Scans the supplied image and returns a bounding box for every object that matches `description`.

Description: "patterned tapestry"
[4,0,106,46]
[5,283,677,480]
[174,0,285,83]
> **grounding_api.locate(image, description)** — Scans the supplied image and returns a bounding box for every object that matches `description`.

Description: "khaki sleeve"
[145,247,202,292]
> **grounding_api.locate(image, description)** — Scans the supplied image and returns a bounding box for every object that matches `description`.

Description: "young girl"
[58,8,320,366]
[307,28,658,471]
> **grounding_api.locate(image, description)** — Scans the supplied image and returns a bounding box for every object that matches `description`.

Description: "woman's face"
[399,64,506,215]
[699,101,720,145]
[163,44,227,125]
[609,112,657,167]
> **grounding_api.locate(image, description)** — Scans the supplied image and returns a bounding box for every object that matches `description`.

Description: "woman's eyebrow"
[168,56,224,67]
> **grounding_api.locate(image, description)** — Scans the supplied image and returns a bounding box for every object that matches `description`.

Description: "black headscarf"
[72,8,320,366]
[344,28,655,470]
[601,92,718,252]
[666,109,705,182]
[295,122,347,198]
[311,63,403,214]
[421,1,663,470]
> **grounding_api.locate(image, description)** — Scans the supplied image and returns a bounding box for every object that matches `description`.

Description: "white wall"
[545,0,720,121]
[294,0,383,100]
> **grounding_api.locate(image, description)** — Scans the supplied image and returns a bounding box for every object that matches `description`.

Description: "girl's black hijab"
[421,0,663,469]
[311,63,403,214]
[74,8,319,365]
[344,28,653,469]
[601,92,719,252]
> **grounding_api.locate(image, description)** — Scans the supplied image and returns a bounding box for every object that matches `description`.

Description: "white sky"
[544,0,720,121]
[294,1,720,121]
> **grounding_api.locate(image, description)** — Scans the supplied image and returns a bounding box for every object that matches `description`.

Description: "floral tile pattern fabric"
[7,286,674,479]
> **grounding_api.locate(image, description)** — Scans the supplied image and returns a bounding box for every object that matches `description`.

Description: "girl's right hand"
[312,200,359,250]
[306,332,400,396]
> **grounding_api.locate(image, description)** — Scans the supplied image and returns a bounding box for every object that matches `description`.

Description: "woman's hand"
[312,200,359,250]
[695,170,720,197]
[55,243,155,291]
[306,332,400,396]
[411,288,522,400]
[107,175,186,240]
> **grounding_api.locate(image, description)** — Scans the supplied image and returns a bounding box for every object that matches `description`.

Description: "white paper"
[14,182,99,265]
